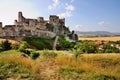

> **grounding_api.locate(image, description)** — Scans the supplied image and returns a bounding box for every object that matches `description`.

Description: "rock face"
[0,12,78,41]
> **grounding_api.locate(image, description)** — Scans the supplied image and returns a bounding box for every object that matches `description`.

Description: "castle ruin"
[0,12,78,41]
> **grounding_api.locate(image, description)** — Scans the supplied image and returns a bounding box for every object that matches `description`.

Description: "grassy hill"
[23,37,55,50]
[0,50,120,80]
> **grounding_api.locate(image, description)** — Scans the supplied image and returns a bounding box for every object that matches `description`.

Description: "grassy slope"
[24,37,54,50]
[0,50,120,80]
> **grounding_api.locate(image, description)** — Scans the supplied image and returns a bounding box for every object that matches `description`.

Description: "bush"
[42,50,57,58]
[57,36,76,50]
[11,44,19,50]
[18,41,28,52]
[93,74,116,80]
[73,41,97,54]
[29,50,40,59]
[1,40,11,51]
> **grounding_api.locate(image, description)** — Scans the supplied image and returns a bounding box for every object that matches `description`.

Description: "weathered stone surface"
[0,12,78,41]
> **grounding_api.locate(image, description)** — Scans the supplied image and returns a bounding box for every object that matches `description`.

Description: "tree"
[72,44,83,61]
[1,40,11,51]
[78,41,97,53]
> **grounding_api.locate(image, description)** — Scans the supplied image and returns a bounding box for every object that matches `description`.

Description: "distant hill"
[75,31,120,36]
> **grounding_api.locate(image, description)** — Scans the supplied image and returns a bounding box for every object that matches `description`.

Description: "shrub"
[57,36,76,50]
[1,40,11,51]
[72,45,83,61]
[93,74,116,80]
[11,44,19,50]
[18,41,28,52]
[42,50,57,58]
[30,50,40,59]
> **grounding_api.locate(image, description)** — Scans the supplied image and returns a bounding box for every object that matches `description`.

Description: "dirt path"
[40,60,59,79]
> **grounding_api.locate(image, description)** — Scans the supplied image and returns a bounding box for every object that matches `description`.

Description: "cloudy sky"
[0,0,120,32]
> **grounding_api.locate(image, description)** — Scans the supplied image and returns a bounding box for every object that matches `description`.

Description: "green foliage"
[24,37,54,50]
[57,36,76,50]
[73,40,120,54]
[11,44,19,50]
[29,50,40,59]
[1,40,11,51]
[72,44,83,60]
[0,62,38,80]
[116,40,120,44]
[0,50,21,55]
[58,67,85,79]
[42,49,57,58]
[92,74,116,80]
[104,44,120,53]
[73,41,97,54]
[18,41,28,52]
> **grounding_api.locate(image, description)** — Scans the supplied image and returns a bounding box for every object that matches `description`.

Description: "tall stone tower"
[0,22,3,37]
[49,15,59,25]
[18,12,23,22]
[0,22,2,28]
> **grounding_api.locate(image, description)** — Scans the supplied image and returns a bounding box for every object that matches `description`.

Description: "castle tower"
[0,22,2,28]
[18,12,23,22]
[49,15,59,25]
[59,18,65,26]
[14,20,17,25]
[0,22,3,37]
[37,17,44,22]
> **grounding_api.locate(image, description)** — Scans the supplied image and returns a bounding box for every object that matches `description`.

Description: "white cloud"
[70,24,92,31]
[48,0,75,18]
[71,0,75,3]
[65,4,75,11]
[57,4,75,18]
[75,24,83,28]
[48,0,59,10]
[74,24,83,30]
[0,0,40,26]
[98,21,109,26]
[58,11,72,18]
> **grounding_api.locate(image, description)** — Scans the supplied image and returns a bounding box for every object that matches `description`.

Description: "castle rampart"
[0,12,78,41]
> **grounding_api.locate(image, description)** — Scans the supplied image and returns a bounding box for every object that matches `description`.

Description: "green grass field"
[0,50,120,80]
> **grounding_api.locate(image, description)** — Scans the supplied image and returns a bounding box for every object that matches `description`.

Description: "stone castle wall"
[0,12,69,39]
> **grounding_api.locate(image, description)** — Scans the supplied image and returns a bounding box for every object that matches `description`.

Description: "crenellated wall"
[0,11,75,40]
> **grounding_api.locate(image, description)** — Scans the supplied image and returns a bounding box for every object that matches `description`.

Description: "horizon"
[75,30,120,33]
[0,0,120,32]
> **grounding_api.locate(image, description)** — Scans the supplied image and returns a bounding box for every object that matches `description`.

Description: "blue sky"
[0,0,120,32]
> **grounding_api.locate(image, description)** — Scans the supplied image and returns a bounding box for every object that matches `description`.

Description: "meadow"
[79,36,120,41]
[0,37,120,80]
[0,50,120,80]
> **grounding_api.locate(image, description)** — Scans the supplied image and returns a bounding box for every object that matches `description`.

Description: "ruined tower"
[18,12,23,22]
[37,17,44,23]
[59,18,65,26]
[0,22,2,28]
[0,22,3,36]
[49,15,59,25]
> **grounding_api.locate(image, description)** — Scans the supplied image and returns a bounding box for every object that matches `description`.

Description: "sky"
[0,0,120,32]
